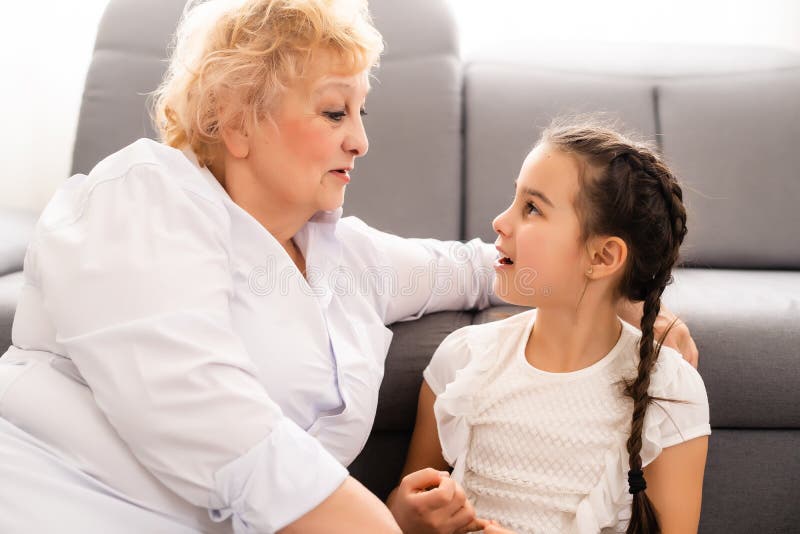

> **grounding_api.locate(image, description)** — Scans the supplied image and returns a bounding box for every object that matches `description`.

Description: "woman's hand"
[617,301,700,368]
[387,468,488,534]
[655,312,699,368]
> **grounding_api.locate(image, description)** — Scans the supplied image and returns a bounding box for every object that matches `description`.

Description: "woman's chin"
[317,192,346,213]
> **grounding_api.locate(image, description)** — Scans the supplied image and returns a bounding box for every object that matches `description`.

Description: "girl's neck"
[525,299,622,374]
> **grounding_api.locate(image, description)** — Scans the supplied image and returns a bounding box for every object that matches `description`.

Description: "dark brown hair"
[541,117,688,534]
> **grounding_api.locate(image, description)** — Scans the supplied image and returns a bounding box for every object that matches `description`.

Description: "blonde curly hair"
[152,0,384,167]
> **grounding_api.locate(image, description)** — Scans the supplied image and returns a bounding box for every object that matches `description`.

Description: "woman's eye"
[525,201,541,216]
[323,111,346,122]
[360,107,367,117]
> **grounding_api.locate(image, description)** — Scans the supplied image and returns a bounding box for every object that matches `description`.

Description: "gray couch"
[1,0,798,532]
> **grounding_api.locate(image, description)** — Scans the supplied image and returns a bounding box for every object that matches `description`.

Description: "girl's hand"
[483,520,518,534]
[387,468,488,534]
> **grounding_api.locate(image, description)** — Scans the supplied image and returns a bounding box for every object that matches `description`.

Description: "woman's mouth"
[330,169,351,183]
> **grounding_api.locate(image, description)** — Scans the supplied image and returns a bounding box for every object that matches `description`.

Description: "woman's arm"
[35,163,392,533]
[340,219,497,325]
[643,436,709,533]
[280,477,400,534]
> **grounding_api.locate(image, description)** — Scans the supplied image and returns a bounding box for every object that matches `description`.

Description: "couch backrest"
[463,43,800,269]
[71,0,463,240]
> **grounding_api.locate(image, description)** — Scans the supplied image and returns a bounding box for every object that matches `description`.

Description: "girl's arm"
[643,435,709,533]
[387,381,486,534]
[399,381,450,477]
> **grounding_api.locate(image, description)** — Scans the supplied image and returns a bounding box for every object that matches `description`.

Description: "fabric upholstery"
[0,210,36,277]
[659,68,800,268]
[0,272,24,354]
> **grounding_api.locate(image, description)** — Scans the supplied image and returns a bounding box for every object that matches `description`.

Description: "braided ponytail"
[624,285,664,533]
[542,117,688,534]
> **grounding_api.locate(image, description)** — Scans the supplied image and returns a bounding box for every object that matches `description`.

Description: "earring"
[586,267,594,275]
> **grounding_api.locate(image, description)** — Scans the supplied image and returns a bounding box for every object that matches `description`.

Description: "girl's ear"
[586,236,628,280]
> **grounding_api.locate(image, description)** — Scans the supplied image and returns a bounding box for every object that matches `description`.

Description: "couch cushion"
[376,310,473,431]
[343,0,463,239]
[660,67,800,268]
[662,268,800,429]
[699,429,800,533]
[0,210,36,277]
[464,62,658,243]
[0,272,25,354]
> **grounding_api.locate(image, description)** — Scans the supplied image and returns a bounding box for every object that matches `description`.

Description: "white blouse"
[424,310,711,533]
[0,139,497,533]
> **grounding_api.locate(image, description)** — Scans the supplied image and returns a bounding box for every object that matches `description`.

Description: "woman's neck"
[211,161,313,250]
[525,298,622,373]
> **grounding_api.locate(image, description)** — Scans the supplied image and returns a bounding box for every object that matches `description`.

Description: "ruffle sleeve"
[424,311,535,481]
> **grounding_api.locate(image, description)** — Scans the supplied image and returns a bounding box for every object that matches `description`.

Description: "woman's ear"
[586,236,628,280]
[220,118,250,159]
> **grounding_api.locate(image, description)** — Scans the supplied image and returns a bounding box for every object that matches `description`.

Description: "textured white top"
[0,139,497,534]
[424,310,710,534]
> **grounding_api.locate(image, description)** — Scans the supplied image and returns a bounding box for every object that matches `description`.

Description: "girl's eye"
[323,111,346,122]
[360,108,367,117]
[525,201,541,216]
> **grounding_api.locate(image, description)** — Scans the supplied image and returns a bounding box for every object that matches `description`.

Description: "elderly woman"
[0,1,697,533]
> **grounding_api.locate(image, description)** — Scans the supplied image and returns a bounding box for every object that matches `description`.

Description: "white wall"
[2,0,798,214]
[449,0,800,58]
[0,0,109,214]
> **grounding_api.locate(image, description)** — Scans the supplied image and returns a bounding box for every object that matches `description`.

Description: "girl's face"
[492,143,590,308]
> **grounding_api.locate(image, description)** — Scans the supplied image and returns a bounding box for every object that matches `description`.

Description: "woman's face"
[492,143,588,308]
[231,56,370,217]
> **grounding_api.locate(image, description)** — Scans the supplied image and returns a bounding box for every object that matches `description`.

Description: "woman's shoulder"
[88,139,223,205]
[38,139,227,233]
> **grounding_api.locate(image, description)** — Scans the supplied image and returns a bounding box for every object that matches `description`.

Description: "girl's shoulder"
[424,309,536,395]
[618,321,708,406]
[617,323,711,456]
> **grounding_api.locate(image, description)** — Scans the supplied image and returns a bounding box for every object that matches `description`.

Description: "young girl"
[390,120,710,534]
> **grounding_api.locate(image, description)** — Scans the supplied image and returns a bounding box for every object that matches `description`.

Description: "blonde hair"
[152,0,384,166]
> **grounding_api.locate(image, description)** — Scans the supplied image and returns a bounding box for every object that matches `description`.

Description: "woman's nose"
[344,115,369,157]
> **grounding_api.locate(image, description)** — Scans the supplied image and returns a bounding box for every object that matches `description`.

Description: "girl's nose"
[493,207,511,237]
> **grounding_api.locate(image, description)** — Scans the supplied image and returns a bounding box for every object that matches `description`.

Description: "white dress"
[423,310,711,534]
[0,139,497,534]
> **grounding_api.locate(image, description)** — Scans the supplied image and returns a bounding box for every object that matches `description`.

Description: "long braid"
[624,284,665,533]
[543,119,688,534]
